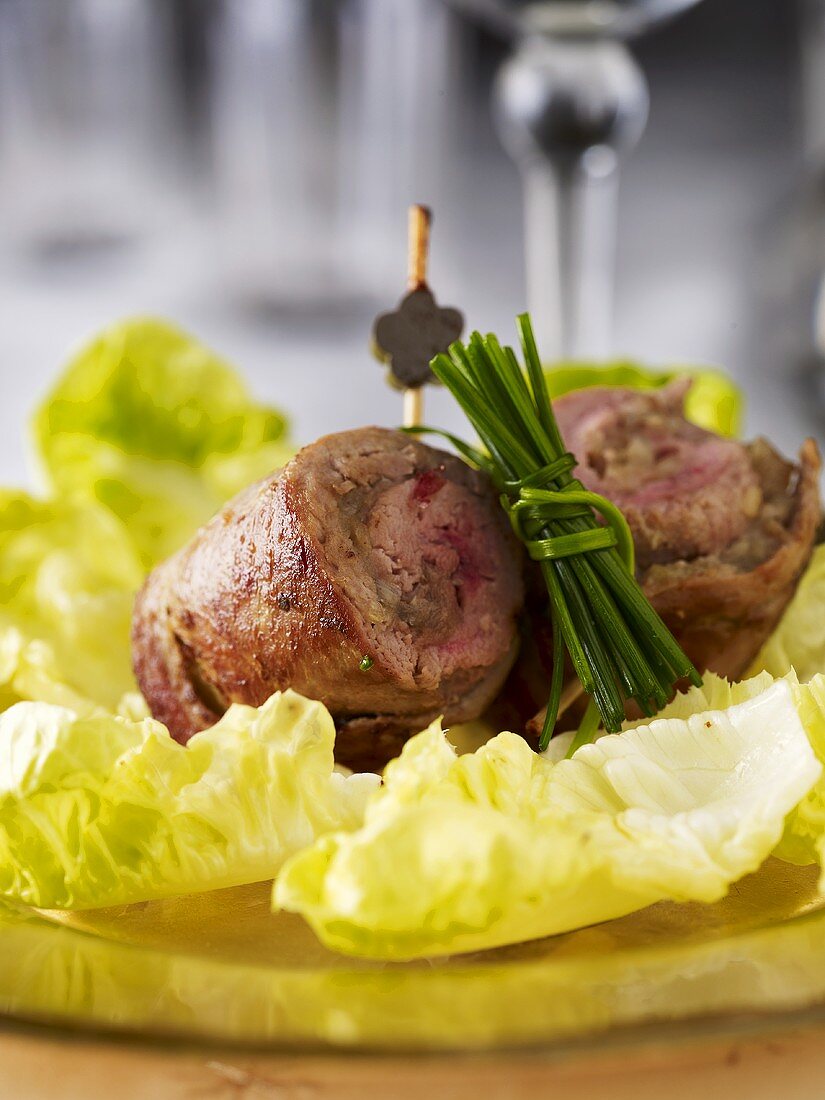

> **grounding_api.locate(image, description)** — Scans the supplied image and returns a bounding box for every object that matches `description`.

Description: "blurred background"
[0,0,822,484]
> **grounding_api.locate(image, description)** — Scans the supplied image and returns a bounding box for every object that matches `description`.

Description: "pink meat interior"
[363,471,513,689]
[554,383,761,567]
[304,438,520,695]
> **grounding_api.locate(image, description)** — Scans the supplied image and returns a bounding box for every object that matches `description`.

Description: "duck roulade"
[503,381,821,734]
[132,426,525,768]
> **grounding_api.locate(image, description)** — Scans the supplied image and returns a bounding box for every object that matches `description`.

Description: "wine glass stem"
[524,157,618,361]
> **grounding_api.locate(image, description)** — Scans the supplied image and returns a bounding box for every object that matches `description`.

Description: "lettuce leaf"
[0,690,379,910]
[274,680,820,959]
[748,546,825,684]
[0,492,143,714]
[624,670,825,874]
[544,361,742,437]
[32,318,293,567]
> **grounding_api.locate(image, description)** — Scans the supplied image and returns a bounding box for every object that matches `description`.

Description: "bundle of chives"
[424,313,701,751]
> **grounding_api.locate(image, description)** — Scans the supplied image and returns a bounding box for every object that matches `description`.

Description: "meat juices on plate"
[505,381,822,735]
[132,427,524,769]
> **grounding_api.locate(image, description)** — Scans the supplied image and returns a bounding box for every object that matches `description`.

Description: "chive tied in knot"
[505,453,635,570]
[412,313,701,753]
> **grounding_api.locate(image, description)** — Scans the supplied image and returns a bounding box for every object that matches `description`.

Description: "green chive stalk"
[423,314,701,751]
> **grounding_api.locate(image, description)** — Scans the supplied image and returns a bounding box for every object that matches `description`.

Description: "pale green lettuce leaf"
[620,671,776,738]
[0,690,379,910]
[0,492,143,714]
[33,317,293,567]
[625,670,825,872]
[544,361,742,437]
[778,675,825,869]
[748,545,825,684]
[274,680,819,959]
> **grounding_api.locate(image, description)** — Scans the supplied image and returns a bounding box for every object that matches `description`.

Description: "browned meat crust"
[132,427,524,769]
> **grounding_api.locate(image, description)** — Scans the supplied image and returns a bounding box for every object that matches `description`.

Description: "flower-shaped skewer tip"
[371,205,464,426]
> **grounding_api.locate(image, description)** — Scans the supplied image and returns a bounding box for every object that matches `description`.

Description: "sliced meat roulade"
[132,427,524,768]
[503,381,821,734]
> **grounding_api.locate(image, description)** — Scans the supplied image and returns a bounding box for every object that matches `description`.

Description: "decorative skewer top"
[372,205,464,427]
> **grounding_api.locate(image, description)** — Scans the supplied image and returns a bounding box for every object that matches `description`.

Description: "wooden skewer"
[558,680,586,718]
[403,386,424,428]
[531,680,587,747]
[403,204,432,429]
[407,203,431,291]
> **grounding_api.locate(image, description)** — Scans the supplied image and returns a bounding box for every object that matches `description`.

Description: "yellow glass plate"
[2,858,825,1054]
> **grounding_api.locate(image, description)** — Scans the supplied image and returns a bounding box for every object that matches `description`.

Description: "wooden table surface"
[3,1020,825,1100]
